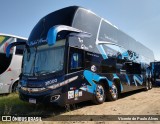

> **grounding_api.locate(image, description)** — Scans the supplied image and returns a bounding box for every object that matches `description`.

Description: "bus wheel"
[149,80,152,90]
[92,83,106,104]
[144,80,149,91]
[106,83,118,101]
[12,82,18,93]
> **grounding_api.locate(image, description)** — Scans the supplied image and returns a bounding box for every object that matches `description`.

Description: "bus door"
[66,47,88,103]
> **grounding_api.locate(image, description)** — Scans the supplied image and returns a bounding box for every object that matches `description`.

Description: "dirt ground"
[44,87,160,124]
[1,87,160,124]
[62,88,160,115]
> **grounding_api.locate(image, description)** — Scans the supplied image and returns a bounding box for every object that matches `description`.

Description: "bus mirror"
[6,42,26,57]
[6,43,13,57]
[47,25,92,46]
[47,27,57,46]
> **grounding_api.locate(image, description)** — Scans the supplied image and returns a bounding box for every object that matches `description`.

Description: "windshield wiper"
[23,73,32,76]
[35,70,51,75]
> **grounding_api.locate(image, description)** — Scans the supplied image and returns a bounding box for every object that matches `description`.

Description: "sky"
[0,0,160,60]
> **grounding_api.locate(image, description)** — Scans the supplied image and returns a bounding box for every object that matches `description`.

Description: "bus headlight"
[21,87,46,92]
[50,95,60,102]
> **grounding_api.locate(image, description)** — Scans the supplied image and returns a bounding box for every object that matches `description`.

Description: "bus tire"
[144,80,149,91]
[149,80,152,90]
[92,83,106,105]
[106,83,119,101]
[12,81,18,93]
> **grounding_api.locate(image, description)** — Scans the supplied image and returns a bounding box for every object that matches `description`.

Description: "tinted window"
[0,53,12,74]
[73,9,100,41]
[100,58,116,73]
[98,20,118,44]
[98,20,154,62]
[133,62,141,74]
[70,8,101,53]
[116,59,126,74]
[125,62,133,74]
[70,53,82,69]
[69,47,84,73]
[28,6,77,42]
[154,62,160,72]
[15,39,26,55]
[125,62,141,74]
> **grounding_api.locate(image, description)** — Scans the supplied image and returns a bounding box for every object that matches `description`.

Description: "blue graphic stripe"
[47,27,57,46]
[125,74,130,86]
[97,45,108,59]
[83,70,125,93]
[120,84,123,92]
[133,75,143,86]
[83,70,97,94]
[83,70,113,94]
[113,73,123,91]
[113,74,119,79]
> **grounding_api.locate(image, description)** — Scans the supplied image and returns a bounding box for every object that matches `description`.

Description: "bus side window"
[71,53,82,69]
[133,62,141,74]
[15,38,25,55]
[15,45,24,55]
[100,58,116,73]
[125,62,133,74]
[69,49,83,73]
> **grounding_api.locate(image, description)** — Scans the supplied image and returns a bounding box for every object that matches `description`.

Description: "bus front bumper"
[19,87,66,106]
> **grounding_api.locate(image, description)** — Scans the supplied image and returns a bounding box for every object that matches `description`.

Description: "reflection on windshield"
[23,40,65,76]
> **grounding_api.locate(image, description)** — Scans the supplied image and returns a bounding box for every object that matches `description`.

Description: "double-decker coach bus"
[6,6,154,106]
[0,33,27,94]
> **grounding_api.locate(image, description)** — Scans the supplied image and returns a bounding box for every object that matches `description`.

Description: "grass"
[0,93,65,117]
[0,93,84,119]
[0,93,87,122]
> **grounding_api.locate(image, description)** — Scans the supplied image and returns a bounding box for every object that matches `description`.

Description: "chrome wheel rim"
[110,85,118,99]
[96,85,104,101]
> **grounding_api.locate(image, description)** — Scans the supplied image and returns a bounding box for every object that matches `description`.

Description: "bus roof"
[0,33,27,40]
[28,6,154,62]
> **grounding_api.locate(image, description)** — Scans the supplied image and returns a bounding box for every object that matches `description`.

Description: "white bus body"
[0,33,27,94]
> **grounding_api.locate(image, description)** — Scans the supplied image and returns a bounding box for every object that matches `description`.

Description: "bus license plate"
[29,98,36,104]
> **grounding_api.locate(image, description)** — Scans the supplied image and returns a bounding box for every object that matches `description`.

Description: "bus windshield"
[23,40,66,76]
